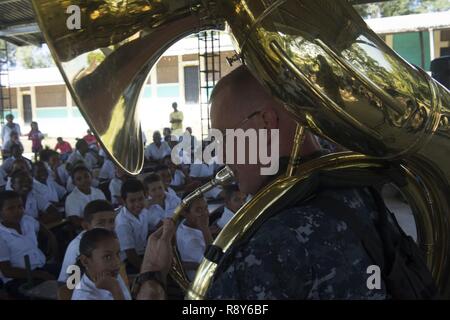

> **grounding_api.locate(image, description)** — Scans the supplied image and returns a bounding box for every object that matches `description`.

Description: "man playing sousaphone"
[133,66,437,300]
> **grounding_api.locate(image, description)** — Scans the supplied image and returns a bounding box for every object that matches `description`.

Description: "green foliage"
[355,0,450,18]
[15,45,55,69]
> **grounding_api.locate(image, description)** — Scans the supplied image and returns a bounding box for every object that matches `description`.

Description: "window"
[184,66,199,104]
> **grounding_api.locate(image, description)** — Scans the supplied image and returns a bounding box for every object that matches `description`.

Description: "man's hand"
[141,219,175,275]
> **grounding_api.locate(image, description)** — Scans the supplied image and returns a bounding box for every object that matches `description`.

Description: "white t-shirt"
[109,178,123,206]
[171,169,185,187]
[0,216,46,283]
[58,231,85,282]
[216,207,235,229]
[33,178,66,203]
[67,150,98,170]
[147,192,181,220]
[23,190,52,219]
[176,222,206,281]
[71,273,131,300]
[65,187,106,218]
[98,159,116,181]
[1,123,21,145]
[115,206,155,256]
[144,142,171,161]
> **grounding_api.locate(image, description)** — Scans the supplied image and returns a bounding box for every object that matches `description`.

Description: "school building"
[1,11,449,140]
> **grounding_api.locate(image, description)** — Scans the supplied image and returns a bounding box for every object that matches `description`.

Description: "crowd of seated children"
[10,170,61,225]
[65,166,106,229]
[176,195,213,281]
[0,191,58,299]
[210,184,247,237]
[144,131,172,164]
[72,229,131,300]
[45,150,70,188]
[144,174,180,220]
[115,179,159,274]
[59,200,116,283]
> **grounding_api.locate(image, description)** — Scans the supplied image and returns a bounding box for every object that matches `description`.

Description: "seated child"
[10,170,61,224]
[176,196,213,281]
[155,165,179,199]
[144,174,181,220]
[0,191,58,298]
[210,184,247,237]
[58,200,116,283]
[1,144,32,174]
[72,228,131,300]
[109,166,128,208]
[65,166,106,228]
[33,162,66,205]
[115,179,158,273]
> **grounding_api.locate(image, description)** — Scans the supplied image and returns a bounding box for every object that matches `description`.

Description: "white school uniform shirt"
[115,206,154,255]
[33,178,66,203]
[189,163,215,178]
[171,169,185,187]
[71,274,131,300]
[21,190,52,219]
[147,192,181,220]
[109,178,123,206]
[144,141,171,161]
[58,231,85,282]
[98,159,116,181]
[1,123,21,145]
[65,187,106,218]
[67,150,98,170]
[216,207,235,229]
[176,222,206,281]
[0,216,46,283]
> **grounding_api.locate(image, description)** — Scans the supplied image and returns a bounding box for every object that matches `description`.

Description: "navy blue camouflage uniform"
[206,187,387,299]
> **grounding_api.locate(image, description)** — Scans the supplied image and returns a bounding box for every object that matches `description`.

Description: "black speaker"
[431,56,450,90]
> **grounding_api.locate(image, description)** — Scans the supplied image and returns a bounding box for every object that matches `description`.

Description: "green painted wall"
[393,31,431,71]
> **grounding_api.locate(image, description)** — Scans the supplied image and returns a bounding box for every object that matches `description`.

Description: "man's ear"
[79,255,90,270]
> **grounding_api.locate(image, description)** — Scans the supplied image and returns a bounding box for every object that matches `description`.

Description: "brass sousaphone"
[32,0,450,298]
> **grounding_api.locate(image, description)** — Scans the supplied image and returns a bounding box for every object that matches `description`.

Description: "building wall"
[393,31,431,70]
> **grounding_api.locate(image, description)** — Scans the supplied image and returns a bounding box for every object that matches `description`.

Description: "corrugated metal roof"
[0,0,41,46]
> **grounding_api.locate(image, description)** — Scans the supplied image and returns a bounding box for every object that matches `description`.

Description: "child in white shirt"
[0,191,57,298]
[176,196,212,281]
[144,174,181,221]
[115,179,158,273]
[59,200,116,283]
[72,228,131,300]
[65,166,106,228]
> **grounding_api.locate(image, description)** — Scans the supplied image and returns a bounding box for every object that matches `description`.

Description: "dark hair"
[71,165,91,179]
[77,228,117,273]
[84,200,114,223]
[0,191,21,211]
[143,173,162,187]
[223,184,241,200]
[155,165,169,173]
[10,170,30,185]
[120,178,145,200]
[75,139,88,150]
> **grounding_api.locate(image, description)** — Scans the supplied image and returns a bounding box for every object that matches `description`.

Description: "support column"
[178,55,185,105]
[31,86,37,121]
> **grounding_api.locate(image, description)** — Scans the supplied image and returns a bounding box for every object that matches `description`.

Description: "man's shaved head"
[210,65,321,195]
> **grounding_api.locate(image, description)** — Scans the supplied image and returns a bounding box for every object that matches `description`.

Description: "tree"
[15,45,55,69]
[0,40,17,69]
[355,0,450,18]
